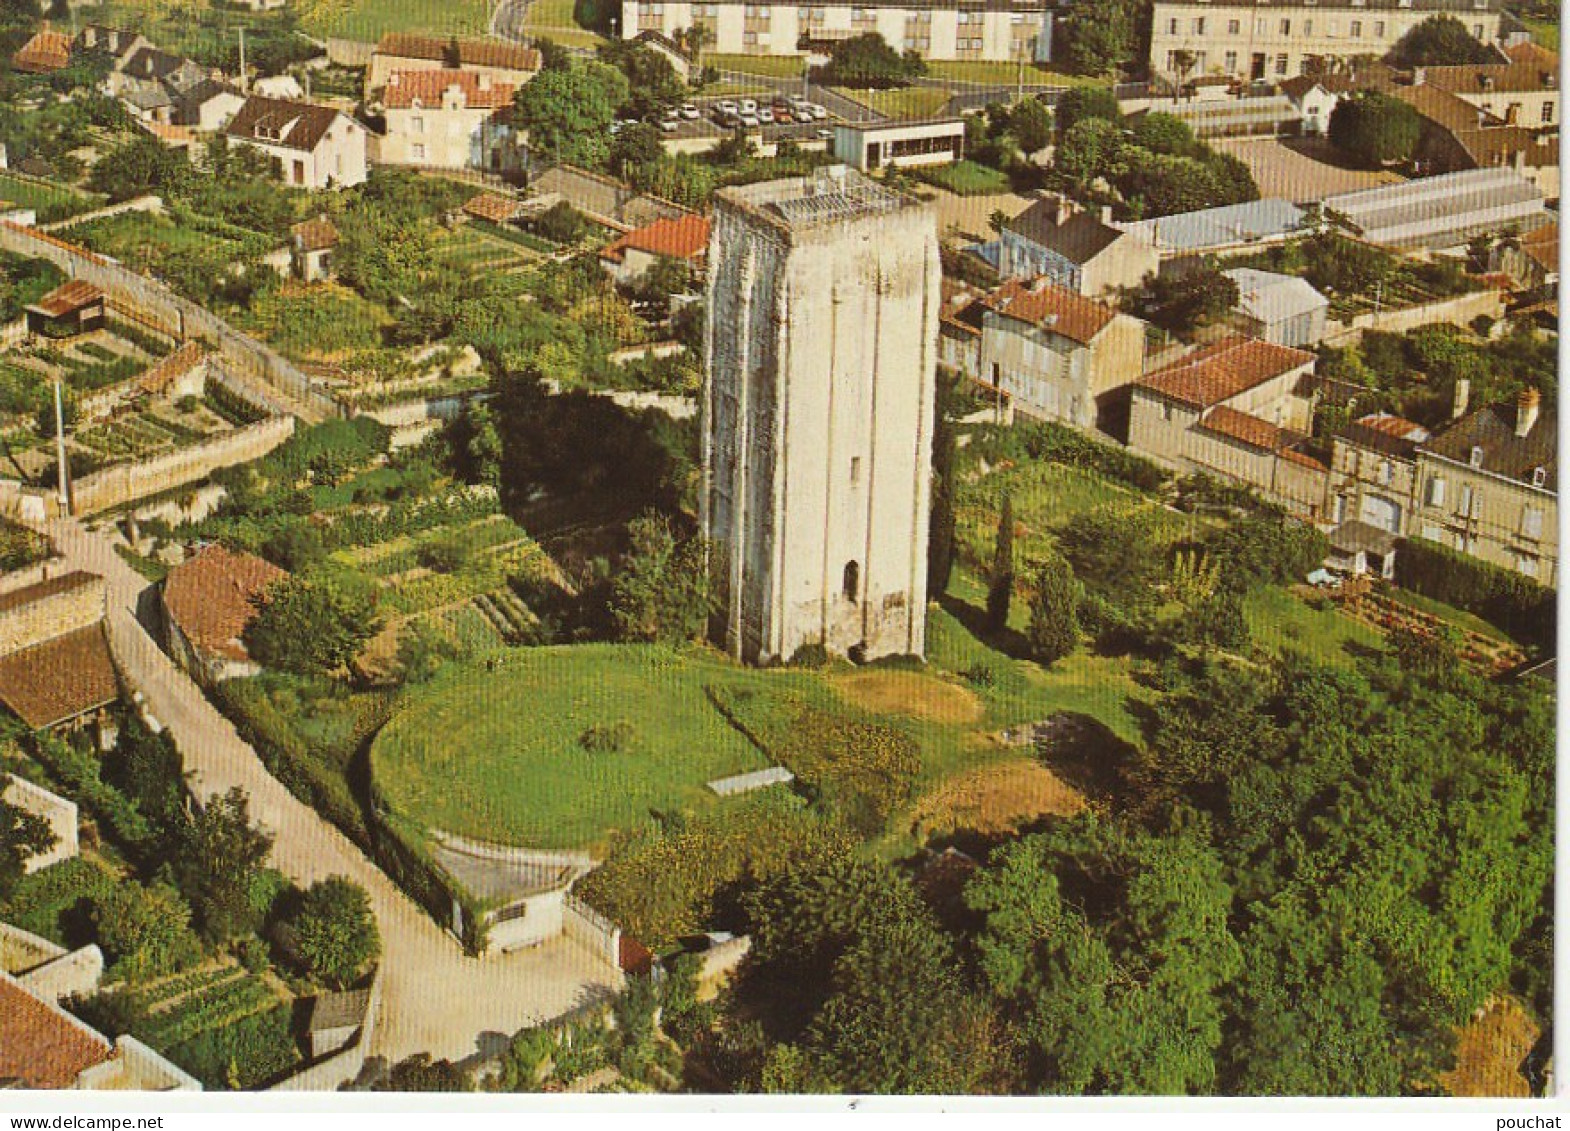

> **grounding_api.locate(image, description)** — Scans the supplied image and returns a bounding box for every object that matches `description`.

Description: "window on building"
[1379,460,1393,485]
[1279,18,1290,34]
[1351,20,1362,36]
[1193,18,1205,33]
[850,456,862,485]
[1533,465,1548,486]
[1168,17,1179,34]
[1543,102,1554,123]
[1227,18,1240,33]
[843,561,860,602]
[1522,506,1545,538]
[412,143,426,161]
[1422,523,1442,541]
[1469,445,1485,468]
[1517,554,1538,578]
[411,115,424,133]
[1374,21,1386,37]
[1225,50,1238,70]
[1275,53,1289,75]
[1428,477,1446,506]
[1473,23,1484,36]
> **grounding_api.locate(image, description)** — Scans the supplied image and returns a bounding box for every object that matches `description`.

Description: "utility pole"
[238,26,247,93]
[1016,40,1024,105]
[53,380,69,516]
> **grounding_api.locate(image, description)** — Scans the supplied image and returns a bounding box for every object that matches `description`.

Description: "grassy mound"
[370,645,771,850]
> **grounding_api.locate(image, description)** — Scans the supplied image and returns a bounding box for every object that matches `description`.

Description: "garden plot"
[432,225,539,276]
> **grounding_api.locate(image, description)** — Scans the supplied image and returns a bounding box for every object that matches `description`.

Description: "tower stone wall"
[704,168,938,664]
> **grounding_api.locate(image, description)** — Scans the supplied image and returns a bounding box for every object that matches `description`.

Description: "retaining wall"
[564,894,625,978]
[71,416,295,516]
[3,774,79,874]
[0,222,340,421]
[1325,288,1508,343]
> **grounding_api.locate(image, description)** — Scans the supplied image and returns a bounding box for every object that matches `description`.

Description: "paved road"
[45,516,620,1075]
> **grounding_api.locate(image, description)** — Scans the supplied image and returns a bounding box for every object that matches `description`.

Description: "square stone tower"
[704,166,939,665]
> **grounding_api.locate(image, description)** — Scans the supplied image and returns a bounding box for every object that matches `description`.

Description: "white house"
[1224,267,1330,348]
[831,118,966,172]
[223,94,368,189]
[379,69,520,172]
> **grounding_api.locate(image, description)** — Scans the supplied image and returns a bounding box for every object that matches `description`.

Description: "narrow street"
[43,516,620,1075]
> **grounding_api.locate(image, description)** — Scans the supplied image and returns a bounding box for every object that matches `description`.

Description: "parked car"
[718,99,739,116]
[680,102,700,119]
[815,127,833,139]
[757,107,774,124]
[739,111,760,128]
[794,107,815,123]
[659,116,680,132]
[809,103,827,119]
[739,98,758,113]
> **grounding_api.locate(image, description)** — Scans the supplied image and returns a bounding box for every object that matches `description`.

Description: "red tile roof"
[599,214,711,264]
[1198,404,1299,451]
[26,280,105,320]
[1280,447,1329,472]
[980,277,1118,346]
[940,280,985,339]
[1138,335,1314,409]
[0,624,120,730]
[464,192,521,224]
[1356,412,1430,441]
[12,27,73,74]
[1517,221,1558,272]
[163,544,285,664]
[375,33,539,74]
[384,68,517,110]
[0,974,113,1089]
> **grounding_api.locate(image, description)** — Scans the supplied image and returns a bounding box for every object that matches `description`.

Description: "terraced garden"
[120,962,302,1089]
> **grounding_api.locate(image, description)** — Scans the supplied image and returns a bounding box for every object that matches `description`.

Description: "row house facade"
[621,0,1054,61]
[1148,0,1504,83]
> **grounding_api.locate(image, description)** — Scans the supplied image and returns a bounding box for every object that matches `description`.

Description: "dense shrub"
[0,857,117,945]
[969,422,1169,493]
[1394,537,1555,650]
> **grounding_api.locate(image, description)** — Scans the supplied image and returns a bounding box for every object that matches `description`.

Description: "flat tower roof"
[718,166,913,231]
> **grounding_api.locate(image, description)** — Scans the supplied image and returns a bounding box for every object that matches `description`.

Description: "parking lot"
[633,92,841,146]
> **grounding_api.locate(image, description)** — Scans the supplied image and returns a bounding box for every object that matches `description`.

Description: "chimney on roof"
[1516,386,1541,437]
[1452,377,1471,420]
[1100,205,1113,225]
[478,72,492,91]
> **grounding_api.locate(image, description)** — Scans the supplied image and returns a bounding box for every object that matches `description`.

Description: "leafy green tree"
[287,877,380,988]
[1121,152,1229,216]
[1026,553,1080,666]
[1390,13,1497,65]
[1058,3,1135,76]
[967,818,1241,1094]
[1132,111,1197,156]
[927,370,960,599]
[824,32,924,88]
[602,42,686,119]
[986,493,1015,632]
[609,122,666,179]
[1009,98,1054,154]
[608,511,715,645]
[1058,505,1163,614]
[174,787,274,944]
[102,716,187,838]
[375,1055,472,1091]
[245,566,383,676]
[533,200,588,245]
[0,797,54,899]
[1053,86,1122,134]
[1125,260,1239,338]
[448,401,502,487]
[86,133,191,201]
[513,60,631,166]
[91,884,201,981]
[1054,116,1125,187]
[396,620,464,684]
[1328,90,1422,167]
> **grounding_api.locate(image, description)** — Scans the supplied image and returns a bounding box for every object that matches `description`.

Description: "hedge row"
[1394,536,1556,651]
[27,732,152,849]
[968,421,1170,493]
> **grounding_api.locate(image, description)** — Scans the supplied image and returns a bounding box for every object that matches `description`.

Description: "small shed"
[1224,267,1330,348]
[25,281,107,337]
[304,986,372,1059]
[1328,520,1399,579]
[289,216,340,283]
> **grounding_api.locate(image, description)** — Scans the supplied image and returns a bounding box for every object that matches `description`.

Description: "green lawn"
[371,644,776,850]
[833,85,952,120]
[1243,585,1382,669]
[921,59,1102,87]
[295,0,495,40]
[707,53,809,79]
[916,159,1012,196]
[0,173,103,221]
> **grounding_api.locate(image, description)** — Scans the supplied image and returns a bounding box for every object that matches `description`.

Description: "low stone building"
[976,276,1146,430]
[25,281,106,337]
[1129,335,1327,517]
[598,213,711,286]
[1411,387,1556,584]
[161,544,285,685]
[998,195,1157,297]
[289,216,340,283]
[0,572,120,734]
